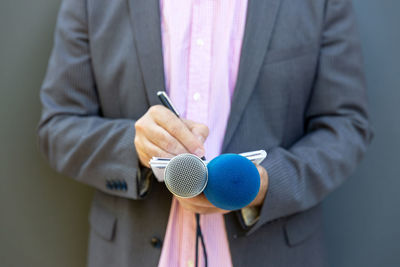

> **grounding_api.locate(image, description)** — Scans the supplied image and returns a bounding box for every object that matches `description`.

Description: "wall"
[0,0,399,266]
[0,1,93,266]
[322,1,400,266]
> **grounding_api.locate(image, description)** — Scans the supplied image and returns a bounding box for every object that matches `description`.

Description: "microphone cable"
[195,213,208,267]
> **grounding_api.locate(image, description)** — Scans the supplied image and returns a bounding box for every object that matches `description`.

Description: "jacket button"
[150,236,162,248]
[122,181,128,191]
[233,234,238,239]
[106,180,113,190]
[115,180,122,190]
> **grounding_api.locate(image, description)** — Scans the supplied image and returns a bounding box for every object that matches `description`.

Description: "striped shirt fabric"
[158,0,248,266]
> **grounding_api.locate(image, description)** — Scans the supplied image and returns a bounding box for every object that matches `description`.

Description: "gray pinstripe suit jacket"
[38,0,373,266]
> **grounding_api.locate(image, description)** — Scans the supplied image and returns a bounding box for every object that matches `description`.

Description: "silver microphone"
[164,154,208,198]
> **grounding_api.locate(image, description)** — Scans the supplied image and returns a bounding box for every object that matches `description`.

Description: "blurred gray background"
[0,0,399,266]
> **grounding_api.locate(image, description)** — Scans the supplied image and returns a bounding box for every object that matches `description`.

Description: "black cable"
[195,213,199,267]
[198,217,208,267]
[195,213,208,267]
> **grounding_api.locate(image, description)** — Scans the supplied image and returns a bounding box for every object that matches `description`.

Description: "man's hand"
[177,164,269,214]
[176,194,230,215]
[134,105,209,168]
[248,164,269,207]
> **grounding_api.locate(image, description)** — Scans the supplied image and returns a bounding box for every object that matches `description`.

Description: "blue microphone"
[204,154,260,210]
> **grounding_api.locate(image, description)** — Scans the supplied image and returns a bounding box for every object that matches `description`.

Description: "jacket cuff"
[136,163,153,198]
[244,150,290,235]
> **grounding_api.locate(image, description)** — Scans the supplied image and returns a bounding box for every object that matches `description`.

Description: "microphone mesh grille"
[164,154,208,198]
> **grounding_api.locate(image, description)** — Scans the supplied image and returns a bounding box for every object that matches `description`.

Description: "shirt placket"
[186,0,212,125]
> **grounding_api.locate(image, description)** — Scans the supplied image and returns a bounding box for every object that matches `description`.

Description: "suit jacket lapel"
[127,0,165,106]
[222,0,282,152]
[127,0,282,144]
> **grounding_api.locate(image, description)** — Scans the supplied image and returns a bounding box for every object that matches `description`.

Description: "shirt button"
[196,38,204,46]
[193,92,201,101]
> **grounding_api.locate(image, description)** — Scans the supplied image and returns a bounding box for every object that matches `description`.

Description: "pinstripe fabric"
[158,0,248,266]
[37,0,372,266]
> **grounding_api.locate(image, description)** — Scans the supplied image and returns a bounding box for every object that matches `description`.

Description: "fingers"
[176,194,230,214]
[182,119,209,143]
[151,106,205,157]
[181,204,227,215]
[186,194,215,207]
[143,123,188,155]
[176,194,211,208]
[177,197,229,215]
[256,164,268,181]
[248,164,269,207]
[135,136,175,167]
[134,105,209,168]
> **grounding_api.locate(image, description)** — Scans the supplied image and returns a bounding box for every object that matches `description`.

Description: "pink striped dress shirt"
[158,0,248,266]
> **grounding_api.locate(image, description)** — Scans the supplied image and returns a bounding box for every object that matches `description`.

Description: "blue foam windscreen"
[204,154,260,210]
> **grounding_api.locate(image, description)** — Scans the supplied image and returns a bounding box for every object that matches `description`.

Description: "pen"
[157,91,180,118]
[157,91,206,161]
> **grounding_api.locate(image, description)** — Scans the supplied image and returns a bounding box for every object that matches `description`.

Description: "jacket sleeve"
[250,0,373,233]
[37,0,149,200]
